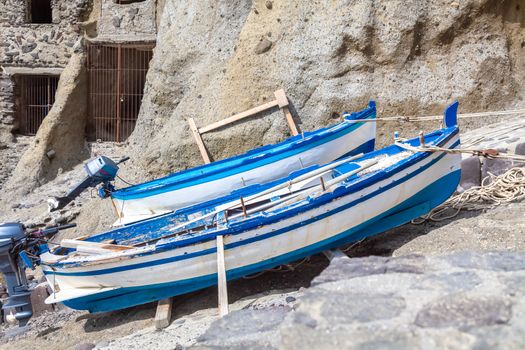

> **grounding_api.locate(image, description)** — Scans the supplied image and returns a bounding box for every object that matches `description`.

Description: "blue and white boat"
[40,102,461,313]
[109,102,377,225]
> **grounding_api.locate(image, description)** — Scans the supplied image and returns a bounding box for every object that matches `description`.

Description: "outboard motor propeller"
[0,223,33,326]
[0,222,76,326]
[48,155,129,212]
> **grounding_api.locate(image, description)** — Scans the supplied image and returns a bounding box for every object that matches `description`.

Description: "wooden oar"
[61,239,133,255]
[241,153,365,205]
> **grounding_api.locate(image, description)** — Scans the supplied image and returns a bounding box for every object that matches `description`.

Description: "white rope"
[394,142,525,163]
[347,108,525,123]
[413,167,525,223]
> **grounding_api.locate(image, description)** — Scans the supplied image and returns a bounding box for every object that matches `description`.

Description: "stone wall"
[0,74,15,139]
[97,0,157,39]
[4,53,89,195]
[0,0,161,194]
[0,0,89,141]
[0,0,89,67]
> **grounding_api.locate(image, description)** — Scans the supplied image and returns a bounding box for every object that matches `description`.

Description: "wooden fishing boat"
[109,102,377,225]
[40,102,461,313]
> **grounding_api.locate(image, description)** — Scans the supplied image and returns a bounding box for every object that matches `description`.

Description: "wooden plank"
[282,106,299,136]
[199,100,279,134]
[154,298,173,329]
[274,89,289,108]
[322,249,349,262]
[188,117,211,164]
[110,197,122,220]
[216,235,229,316]
[61,239,132,252]
[273,90,298,135]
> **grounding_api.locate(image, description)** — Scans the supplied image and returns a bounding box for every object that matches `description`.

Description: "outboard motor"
[0,223,33,326]
[48,155,129,212]
[0,222,76,326]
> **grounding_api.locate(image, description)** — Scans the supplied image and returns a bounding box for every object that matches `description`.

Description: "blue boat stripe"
[45,138,459,277]
[112,114,375,200]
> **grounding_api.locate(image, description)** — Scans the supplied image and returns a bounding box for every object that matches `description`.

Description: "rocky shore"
[193,251,525,350]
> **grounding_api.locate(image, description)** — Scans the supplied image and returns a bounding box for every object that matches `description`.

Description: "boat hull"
[44,135,460,312]
[111,108,376,225]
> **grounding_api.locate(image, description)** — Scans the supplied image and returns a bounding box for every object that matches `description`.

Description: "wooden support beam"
[155,298,173,329]
[188,117,211,164]
[274,89,298,136]
[283,106,298,136]
[188,89,299,164]
[274,89,289,108]
[322,249,349,262]
[199,100,279,134]
[216,235,229,316]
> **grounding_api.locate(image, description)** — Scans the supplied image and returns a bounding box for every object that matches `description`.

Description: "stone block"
[75,343,96,350]
[21,43,37,53]
[458,156,481,191]
[514,142,525,156]
[30,282,54,316]
[415,295,512,328]
[254,37,273,54]
[481,150,513,183]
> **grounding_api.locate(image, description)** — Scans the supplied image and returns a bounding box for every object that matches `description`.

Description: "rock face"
[120,0,525,183]
[193,251,525,349]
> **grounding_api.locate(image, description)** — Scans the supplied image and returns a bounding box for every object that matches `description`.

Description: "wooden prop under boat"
[40,102,461,313]
[109,102,377,226]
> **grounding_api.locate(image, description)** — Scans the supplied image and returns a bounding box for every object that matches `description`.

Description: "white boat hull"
[43,134,460,312]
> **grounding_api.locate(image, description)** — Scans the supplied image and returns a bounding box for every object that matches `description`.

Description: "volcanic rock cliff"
[122,0,525,181]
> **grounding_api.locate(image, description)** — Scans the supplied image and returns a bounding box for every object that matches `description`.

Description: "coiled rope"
[413,167,525,223]
[397,139,525,223]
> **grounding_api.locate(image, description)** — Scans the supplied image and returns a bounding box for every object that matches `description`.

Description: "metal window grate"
[17,75,59,136]
[87,44,153,142]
